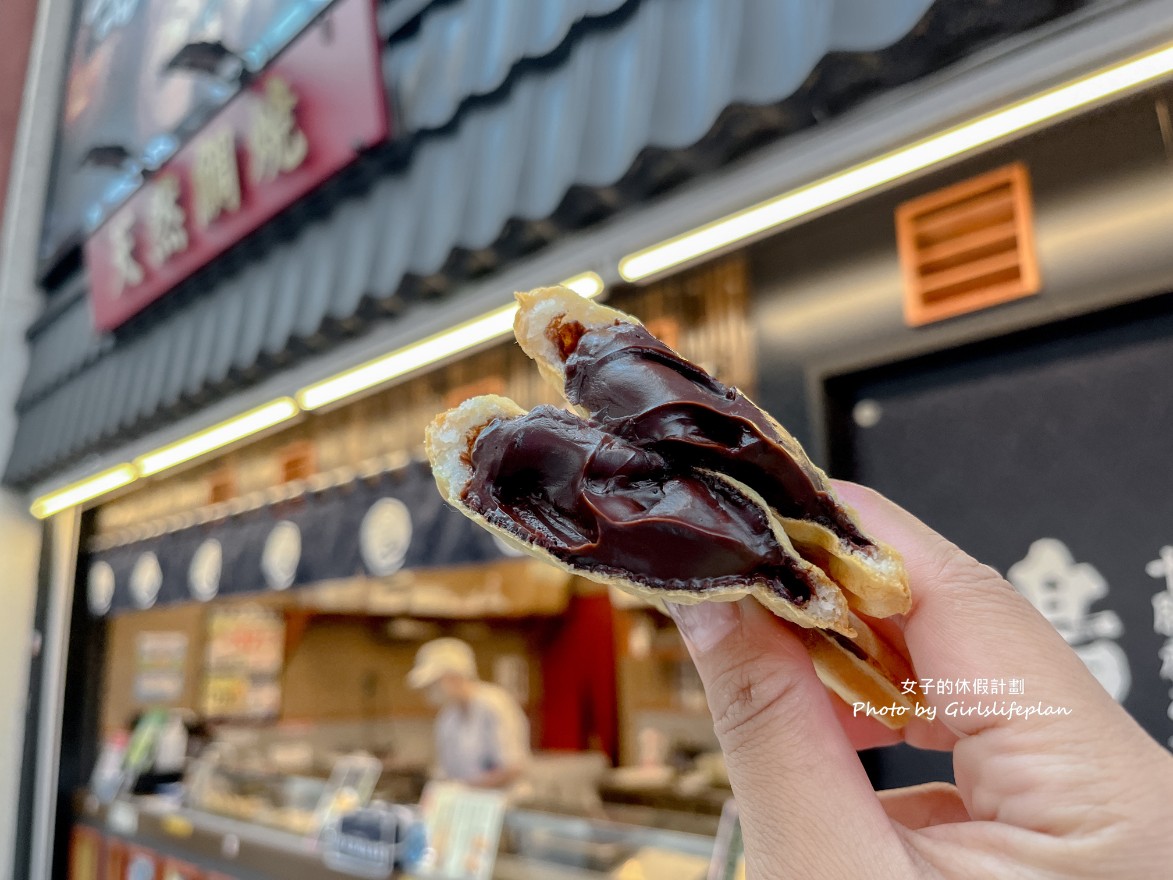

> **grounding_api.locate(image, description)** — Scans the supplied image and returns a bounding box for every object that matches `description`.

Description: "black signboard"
[83,460,517,615]
[838,302,1173,787]
[40,0,334,272]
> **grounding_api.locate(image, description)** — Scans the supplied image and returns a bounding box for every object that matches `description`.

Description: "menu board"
[414,782,507,880]
[200,606,284,720]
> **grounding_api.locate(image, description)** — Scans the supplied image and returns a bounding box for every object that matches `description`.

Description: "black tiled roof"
[5,0,1090,487]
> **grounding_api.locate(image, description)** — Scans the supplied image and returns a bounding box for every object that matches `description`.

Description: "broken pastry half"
[512,285,910,619]
[427,395,853,636]
[425,287,920,727]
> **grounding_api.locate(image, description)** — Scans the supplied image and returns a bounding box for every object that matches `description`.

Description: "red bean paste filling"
[559,320,871,550]
[462,406,814,603]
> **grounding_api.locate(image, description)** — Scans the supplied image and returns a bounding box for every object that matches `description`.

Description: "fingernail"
[667,601,739,653]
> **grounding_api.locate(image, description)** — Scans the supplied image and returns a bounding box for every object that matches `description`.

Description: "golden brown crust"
[513,287,636,408]
[796,622,921,730]
[512,285,911,618]
[780,518,910,618]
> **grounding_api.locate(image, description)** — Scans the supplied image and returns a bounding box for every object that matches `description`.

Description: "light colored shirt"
[435,681,530,784]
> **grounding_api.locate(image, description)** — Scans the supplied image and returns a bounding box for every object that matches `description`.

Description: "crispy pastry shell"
[513,285,911,618]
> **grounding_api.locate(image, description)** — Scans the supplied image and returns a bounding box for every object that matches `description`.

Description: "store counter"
[599,780,730,818]
[70,792,718,880]
[72,793,356,879]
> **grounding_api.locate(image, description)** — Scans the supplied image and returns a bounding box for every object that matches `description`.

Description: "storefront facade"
[4,0,1173,876]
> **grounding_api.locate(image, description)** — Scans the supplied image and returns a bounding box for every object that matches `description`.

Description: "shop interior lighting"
[297,272,605,411]
[560,271,606,299]
[134,397,300,477]
[30,464,138,520]
[619,42,1173,282]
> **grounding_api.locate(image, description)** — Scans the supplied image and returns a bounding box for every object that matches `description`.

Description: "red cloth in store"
[539,593,618,763]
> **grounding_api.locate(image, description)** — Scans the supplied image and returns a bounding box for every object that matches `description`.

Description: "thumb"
[668,599,913,878]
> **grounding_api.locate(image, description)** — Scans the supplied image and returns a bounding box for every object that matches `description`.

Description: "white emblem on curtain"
[190,538,223,601]
[130,552,163,609]
[263,521,301,590]
[492,533,525,558]
[361,497,413,576]
[88,561,116,616]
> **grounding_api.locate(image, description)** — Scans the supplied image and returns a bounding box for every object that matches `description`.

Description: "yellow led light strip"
[30,464,138,520]
[134,397,300,477]
[297,271,605,411]
[28,274,604,516]
[619,42,1173,282]
[30,398,300,516]
[26,40,1173,518]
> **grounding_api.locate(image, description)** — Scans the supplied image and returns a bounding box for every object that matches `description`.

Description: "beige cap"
[407,638,477,689]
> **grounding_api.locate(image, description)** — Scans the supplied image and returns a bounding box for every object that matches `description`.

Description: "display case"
[73,793,722,880]
[497,809,715,880]
[185,741,427,837]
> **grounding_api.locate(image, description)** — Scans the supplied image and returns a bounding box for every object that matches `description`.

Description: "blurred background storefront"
[2,0,1173,878]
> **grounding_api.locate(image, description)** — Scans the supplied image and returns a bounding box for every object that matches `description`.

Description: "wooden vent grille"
[207,466,237,504]
[897,163,1040,327]
[278,440,316,483]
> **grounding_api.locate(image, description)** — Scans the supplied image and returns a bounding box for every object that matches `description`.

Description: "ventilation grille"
[207,466,237,504]
[278,440,316,484]
[897,163,1040,327]
[643,316,681,351]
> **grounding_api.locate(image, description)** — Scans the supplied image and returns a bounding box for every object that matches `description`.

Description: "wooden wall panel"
[279,619,539,726]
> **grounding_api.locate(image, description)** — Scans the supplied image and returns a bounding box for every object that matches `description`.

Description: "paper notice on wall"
[134,632,188,704]
[200,606,285,720]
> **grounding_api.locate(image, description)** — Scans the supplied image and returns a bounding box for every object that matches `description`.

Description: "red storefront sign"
[84,0,389,331]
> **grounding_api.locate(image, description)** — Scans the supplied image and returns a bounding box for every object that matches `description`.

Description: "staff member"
[408,638,531,789]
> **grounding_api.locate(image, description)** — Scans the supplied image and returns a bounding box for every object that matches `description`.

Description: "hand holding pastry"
[427,286,918,726]
[673,482,1173,879]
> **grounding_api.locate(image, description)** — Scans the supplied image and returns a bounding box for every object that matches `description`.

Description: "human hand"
[668,481,1173,879]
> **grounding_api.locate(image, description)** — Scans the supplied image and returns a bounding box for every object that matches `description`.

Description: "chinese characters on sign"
[147,176,187,266]
[1146,544,1173,747]
[249,78,309,184]
[83,0,390,331]
[1008,538,1130,702]
[192,128,245,230]
[109,213,143,296]
[109,79,304,294]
